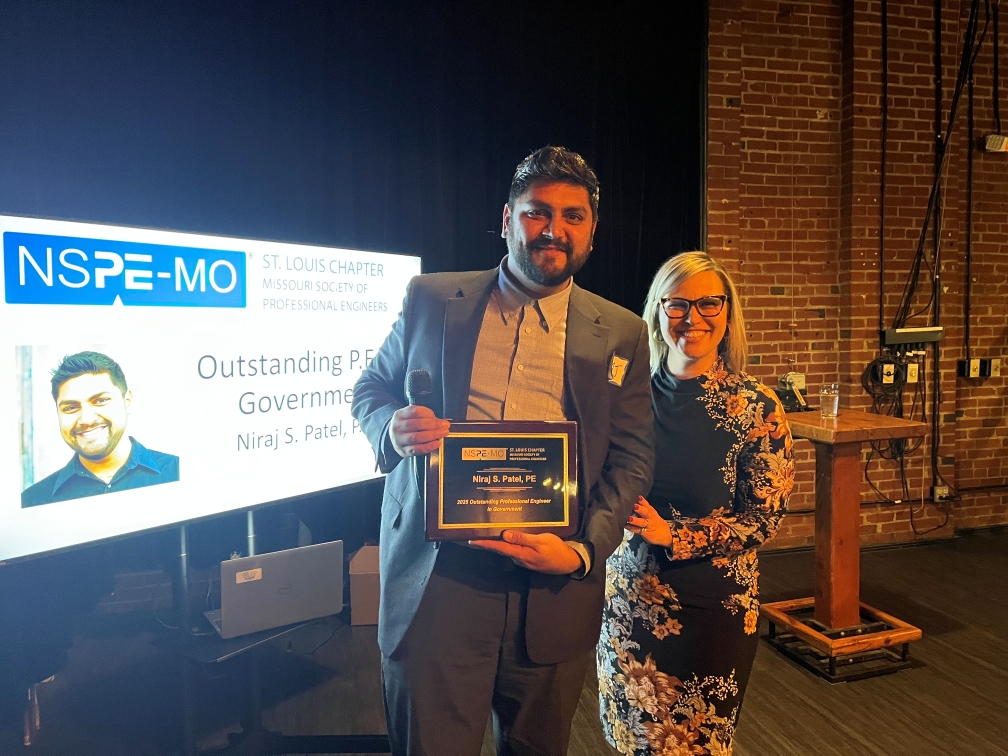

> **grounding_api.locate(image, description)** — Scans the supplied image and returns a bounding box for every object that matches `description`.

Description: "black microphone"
[405,369,434,409]
[404,369,435,500]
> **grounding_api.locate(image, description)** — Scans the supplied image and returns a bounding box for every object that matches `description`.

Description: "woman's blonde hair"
[643,251,748,376]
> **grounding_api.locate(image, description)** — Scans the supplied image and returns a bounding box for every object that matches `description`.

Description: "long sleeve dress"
[597,359,795,756]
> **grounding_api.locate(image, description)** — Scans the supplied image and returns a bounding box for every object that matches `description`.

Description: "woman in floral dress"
[597,252,794,756]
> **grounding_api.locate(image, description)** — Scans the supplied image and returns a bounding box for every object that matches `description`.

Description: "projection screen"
[0,215,420,563]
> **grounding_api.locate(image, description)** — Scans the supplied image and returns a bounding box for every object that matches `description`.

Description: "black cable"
[864,445,890,502]
[900,455,912,501]
[892,0,989,329]
[865,2,990,527]
[879,0,888,339]
[153,602,179,631]
[861,355,906,426]
[932,0,943,341]
[930,357,943,487]
[911,349,952,535]
[966,62,974,362]
[860,353,924,502]
[911,487,950,535]
[932,0,942,496]
[995,0,1002,133]
[300,625,339,656]
[928,0,991,499]
[885,0,987,505]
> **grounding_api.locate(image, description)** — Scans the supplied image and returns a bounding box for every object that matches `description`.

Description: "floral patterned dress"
[597,359,795,756]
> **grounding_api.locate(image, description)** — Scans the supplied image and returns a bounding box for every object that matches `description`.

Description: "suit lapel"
[565,286,610,459]
[441,269,498,421]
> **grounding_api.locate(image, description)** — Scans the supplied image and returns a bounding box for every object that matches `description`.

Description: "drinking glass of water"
[820,383,840,418]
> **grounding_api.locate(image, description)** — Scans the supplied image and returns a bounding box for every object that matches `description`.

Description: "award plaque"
[425,421,579,541]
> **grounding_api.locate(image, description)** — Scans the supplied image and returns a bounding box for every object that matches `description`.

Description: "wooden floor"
[735,529,1008,756]
[1,528,1005,756]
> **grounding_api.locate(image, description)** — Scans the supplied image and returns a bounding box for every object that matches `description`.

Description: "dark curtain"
[0,0,705,707]
[0,0,705,313]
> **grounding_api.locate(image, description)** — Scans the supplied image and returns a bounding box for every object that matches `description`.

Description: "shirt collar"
[49,437,162,495]
[495,257,573,331]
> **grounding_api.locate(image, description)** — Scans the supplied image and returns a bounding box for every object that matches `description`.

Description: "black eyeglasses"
[660,295,728,319]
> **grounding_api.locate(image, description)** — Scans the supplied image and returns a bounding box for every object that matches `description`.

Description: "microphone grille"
[405,369,433,397]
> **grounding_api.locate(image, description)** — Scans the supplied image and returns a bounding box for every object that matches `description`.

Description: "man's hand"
[469,531,583,575]
[389,405,450,457]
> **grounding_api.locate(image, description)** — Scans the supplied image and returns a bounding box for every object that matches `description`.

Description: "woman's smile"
[673,325,713,342]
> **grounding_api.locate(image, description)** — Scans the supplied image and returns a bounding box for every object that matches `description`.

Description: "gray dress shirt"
[465,259,591,575]
[466,261,570,422]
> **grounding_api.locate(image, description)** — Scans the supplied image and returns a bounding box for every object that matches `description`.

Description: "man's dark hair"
[50,351,128,401]
[508,146,600,219]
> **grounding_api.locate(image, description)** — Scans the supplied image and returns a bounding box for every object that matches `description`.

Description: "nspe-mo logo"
[3,232,246,308]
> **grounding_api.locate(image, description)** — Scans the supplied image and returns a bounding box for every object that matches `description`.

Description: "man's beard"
[70,421,125,461]
[508,231,592,288]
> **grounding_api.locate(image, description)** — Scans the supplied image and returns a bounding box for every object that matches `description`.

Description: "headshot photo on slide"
[19,348,180,508]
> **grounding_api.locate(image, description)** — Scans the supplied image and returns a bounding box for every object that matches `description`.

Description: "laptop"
[204,540,343,639]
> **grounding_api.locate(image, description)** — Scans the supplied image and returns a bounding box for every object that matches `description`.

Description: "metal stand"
[173,524,198,756]
[246,511,256,557]
[176,524,192,632]
[182,660,196,756]
[764,601,918,683]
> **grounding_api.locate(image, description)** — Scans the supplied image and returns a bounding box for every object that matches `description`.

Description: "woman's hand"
[626,496,673,547]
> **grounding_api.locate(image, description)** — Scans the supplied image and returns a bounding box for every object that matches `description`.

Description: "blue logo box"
[4,232,246,308]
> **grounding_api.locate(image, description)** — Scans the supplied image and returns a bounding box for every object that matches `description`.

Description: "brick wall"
[708,0,1008,550]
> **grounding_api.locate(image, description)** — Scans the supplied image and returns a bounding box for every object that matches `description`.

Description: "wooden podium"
[761,410,926,681]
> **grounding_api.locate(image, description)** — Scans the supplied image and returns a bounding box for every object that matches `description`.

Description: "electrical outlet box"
[906,363,919,383]
[779,372,806,391]
[883,326,944,345]
[984,134,1008,152]
[958,359,982,378]
[993,358,1002,377]
[980,359,993,377]
[931,485,950,502]
[882,363,895,384]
